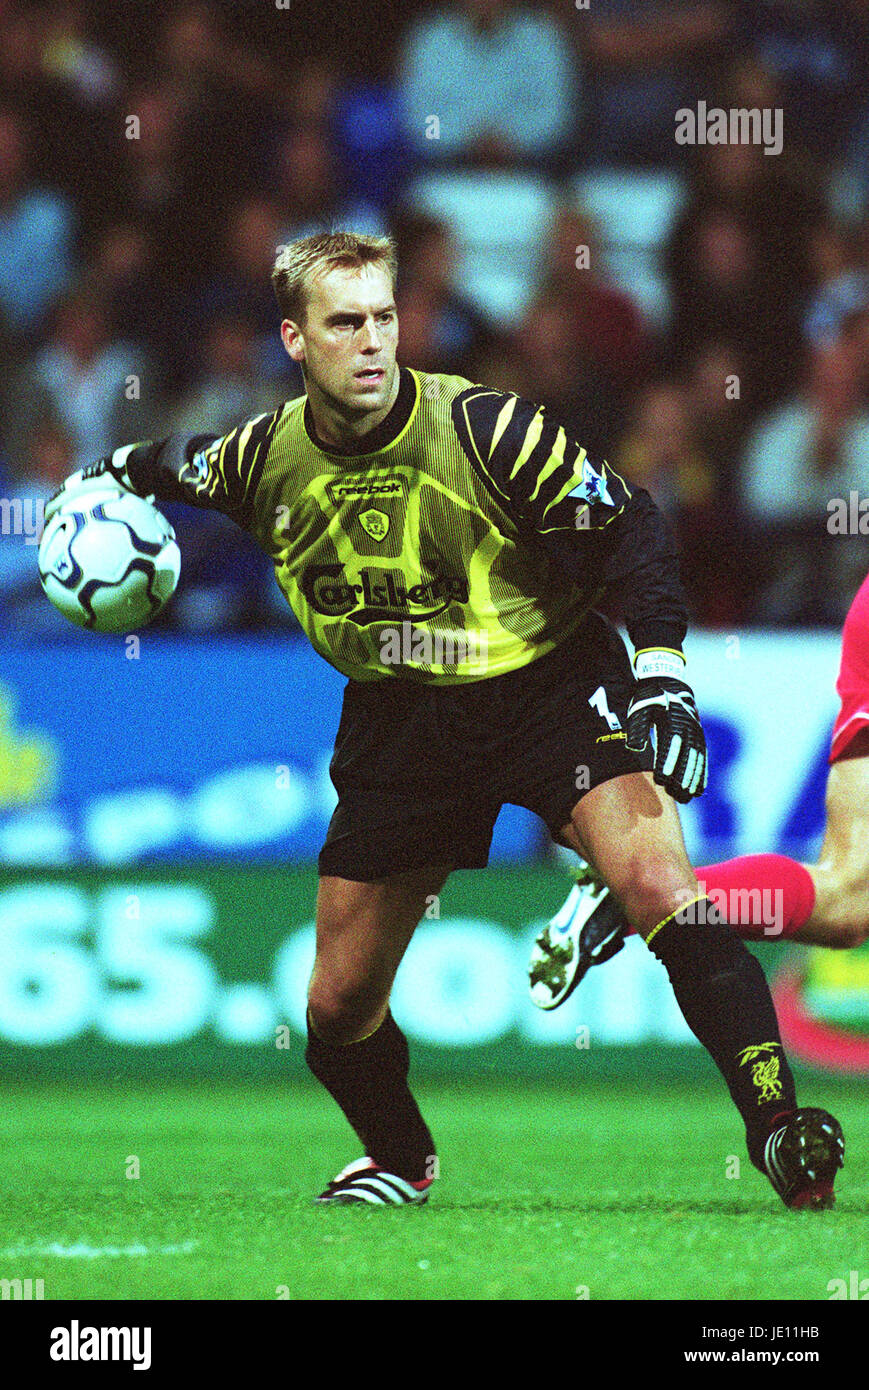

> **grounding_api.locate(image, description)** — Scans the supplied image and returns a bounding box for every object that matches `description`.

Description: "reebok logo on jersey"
[326,477,404,505]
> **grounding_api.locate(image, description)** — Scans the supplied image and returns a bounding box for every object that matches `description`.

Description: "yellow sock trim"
[306,1006,387,1046]
[643,893,707,946]
[352,1012,388,1044]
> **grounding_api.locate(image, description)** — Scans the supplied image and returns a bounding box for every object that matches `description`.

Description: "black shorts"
[318,611,653,881]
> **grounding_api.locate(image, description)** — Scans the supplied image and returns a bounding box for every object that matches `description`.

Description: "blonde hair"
[271,231,398,323]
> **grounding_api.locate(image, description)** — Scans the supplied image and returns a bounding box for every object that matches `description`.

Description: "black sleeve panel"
[452,386,688,654]
[125,410,279,529]
[536,489,689,654]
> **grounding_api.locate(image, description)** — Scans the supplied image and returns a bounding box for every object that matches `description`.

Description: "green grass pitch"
[0,1078,865,1300]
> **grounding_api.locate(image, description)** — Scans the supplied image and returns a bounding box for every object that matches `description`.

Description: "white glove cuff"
[634,648,686,681]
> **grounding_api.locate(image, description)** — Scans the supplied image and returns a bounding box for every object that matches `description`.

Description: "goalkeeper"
[46,231,843,1209]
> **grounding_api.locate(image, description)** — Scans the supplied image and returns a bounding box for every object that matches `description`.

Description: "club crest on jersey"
[569,457,613,507]
[359,507,389,541]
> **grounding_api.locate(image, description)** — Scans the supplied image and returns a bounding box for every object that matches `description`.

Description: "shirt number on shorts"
[589,684,621,731]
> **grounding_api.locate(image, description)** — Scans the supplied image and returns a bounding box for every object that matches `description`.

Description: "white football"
[38,488,181,632]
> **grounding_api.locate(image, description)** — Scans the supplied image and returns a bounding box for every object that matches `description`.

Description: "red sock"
[622,854,815,940]
[694,855,815,940]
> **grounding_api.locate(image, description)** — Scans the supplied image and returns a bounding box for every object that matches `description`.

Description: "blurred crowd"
[0,0,867,634]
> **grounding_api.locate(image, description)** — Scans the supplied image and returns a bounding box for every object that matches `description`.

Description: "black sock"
[305,1009,435,1182]
[647,899,797,1166]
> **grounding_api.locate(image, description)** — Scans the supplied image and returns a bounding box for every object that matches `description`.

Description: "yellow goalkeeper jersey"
[136,366,680,683]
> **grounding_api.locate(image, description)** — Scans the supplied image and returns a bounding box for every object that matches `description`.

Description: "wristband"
[633,648,686,681]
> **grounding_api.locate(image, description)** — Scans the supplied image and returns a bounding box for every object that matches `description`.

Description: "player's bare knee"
[307,975,385,1044]
[616,853,696,934]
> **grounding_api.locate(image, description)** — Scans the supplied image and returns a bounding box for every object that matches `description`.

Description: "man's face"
[282,263,399,416]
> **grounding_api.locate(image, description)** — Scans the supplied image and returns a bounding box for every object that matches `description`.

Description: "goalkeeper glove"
[626,648,708,804]
[44,443,154,525]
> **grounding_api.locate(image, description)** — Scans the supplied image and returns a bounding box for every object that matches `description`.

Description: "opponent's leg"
[801,728,869,947]
[306,866,450,1200]
[803,566,869,944]
[686,731,869,947]
[528,769,866,1007]
[558,772,842,1205]
[533,731,869,991]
